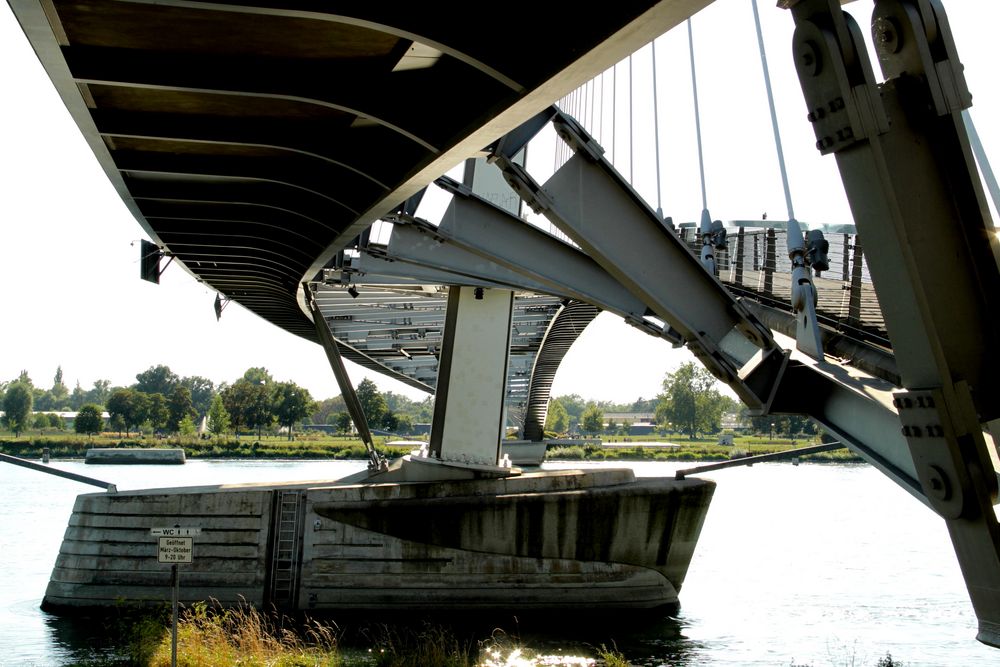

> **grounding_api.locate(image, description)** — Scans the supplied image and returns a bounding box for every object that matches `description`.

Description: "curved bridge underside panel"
[9,0,710,341]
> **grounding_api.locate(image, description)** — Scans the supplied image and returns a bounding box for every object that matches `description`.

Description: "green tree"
[47,412,64,429]
[272,382,315,440]
[555,394,587,430]
[110,414,126,435]
[3,378,34,437]
[656,362,725,439]
[33,387,51,411]
[75,404,104,436]
[134,365,180,396]
[335,412,352,435]
[167,386,196,433]
[381,410,399,433]
[313,396,347,426]
[146,392,169,432]
[178,415,198,437]
[395,413,413,435]
[581,404,603,435]
[414,396,435,423]
[631,396,657,412]
[181,375,215,417]
[69,381,87,411]
[356,378,387,427]
[242,367,273,385]
[544,398,570,434]
[221,379,260,438]
[248,382,274,438]
[107,388,147,436]
[49,365,69,410]
[207,394,230,436]
[85,379,111,408]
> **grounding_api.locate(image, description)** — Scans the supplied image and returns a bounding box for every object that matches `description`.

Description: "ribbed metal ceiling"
[10,0,706,343]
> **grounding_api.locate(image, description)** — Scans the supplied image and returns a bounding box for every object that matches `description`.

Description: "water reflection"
[45,611,133,665]
[514,612,708,666]
[4,460,998,665]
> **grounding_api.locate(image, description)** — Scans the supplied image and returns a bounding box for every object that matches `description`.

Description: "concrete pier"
[84,448,186,465]
[42,468,714,614]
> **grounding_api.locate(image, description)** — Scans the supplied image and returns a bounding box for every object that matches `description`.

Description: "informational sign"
[151,527,201,537]
[158,537,193,564]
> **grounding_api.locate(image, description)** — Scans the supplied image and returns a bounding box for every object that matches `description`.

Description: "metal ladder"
[269,490,301,608]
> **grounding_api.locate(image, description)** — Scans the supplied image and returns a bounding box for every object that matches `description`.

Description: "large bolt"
[797,41,821,77]
[927,465,952,502]
[874,16,902,55]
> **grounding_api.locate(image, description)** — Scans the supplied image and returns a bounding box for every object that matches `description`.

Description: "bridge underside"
[11,0,1000,649]
[8,0,710,338]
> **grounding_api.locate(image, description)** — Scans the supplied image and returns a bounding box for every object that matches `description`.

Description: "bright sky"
[1,1,997,404]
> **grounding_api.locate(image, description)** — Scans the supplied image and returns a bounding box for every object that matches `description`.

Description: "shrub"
[366,622,474,667]
[148,600,339,667]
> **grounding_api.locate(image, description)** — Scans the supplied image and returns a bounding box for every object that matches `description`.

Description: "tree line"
[0,365,436,440]
[3,361,818,441]
[545,361,818,440]
[0,365,314,439]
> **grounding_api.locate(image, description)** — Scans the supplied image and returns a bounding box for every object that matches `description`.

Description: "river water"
[0,458,995,666]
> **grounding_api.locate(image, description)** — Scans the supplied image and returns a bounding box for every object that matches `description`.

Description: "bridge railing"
[675,225,888,348]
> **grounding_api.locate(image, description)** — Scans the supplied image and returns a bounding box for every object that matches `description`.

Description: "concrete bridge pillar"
[427,284,514,468]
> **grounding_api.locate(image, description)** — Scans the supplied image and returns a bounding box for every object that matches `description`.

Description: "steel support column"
[304,283,385,472]
[787,0,1000,645]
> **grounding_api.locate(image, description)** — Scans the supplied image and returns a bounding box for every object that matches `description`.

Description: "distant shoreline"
[0,434,863,464]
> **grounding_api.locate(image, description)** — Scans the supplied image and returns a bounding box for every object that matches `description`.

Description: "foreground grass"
[111,602,905,667]
[147,602,339,667]
[135,602,629,667]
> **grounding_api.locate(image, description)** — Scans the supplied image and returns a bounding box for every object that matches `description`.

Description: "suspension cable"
[587,79,593,131]
[688,18,708,211]
[629,53,634,185]
[652,39,663,216]
[612,62,617,165]
[752,0,795,220]
[964,110,1000,217]
[599,69,605,146]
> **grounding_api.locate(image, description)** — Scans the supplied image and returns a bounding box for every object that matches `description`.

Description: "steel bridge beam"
[493,112,781,409]
[432,176,680,342]
[490,106,928,505]
[785,0,1000,645]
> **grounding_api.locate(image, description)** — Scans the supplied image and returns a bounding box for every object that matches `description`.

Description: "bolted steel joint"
[806,229,830,274]
[873,15,903,55]
[926,465,952,502]
[797,40,821,77]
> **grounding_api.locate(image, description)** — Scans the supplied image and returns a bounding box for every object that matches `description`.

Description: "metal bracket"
[486,105,559,159]
[551,112,606,163]
[791,7,889,155]
[489,155,557,214]
[786,218,825,360]
[872,0,972,116]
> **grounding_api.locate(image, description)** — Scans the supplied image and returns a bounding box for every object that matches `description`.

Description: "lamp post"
[257,380,266,440]
[770,422,775,442]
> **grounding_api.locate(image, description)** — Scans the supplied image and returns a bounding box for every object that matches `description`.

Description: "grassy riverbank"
[0,430,863,464]
[89,600,631,667]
